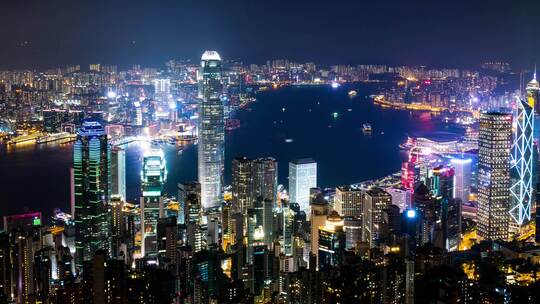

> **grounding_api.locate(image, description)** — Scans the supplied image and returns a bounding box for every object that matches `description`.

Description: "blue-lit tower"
[510,96,534,226]
[140,149,167,257]
[73,120,111,270]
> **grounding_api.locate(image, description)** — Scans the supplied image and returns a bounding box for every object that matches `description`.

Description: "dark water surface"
[0,85,461,219]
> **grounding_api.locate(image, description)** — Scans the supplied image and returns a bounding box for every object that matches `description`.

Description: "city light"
[1,5,538,302]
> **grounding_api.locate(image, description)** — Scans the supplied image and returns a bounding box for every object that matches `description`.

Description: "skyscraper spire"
[527,65,540,90]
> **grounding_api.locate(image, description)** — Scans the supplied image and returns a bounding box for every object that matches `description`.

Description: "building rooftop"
[78,120,105,136]
[201,51,221,61]
[291,158,316,165]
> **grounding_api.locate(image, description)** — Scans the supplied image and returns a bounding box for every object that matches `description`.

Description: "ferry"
[6,132,43,145]
[36,132,77,144]
[348,90,358,98]
[362,123,372,134]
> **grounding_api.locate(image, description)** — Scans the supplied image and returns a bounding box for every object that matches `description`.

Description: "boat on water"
[362,123,372,134]
[36,132,77,144]
[348,90,358,97]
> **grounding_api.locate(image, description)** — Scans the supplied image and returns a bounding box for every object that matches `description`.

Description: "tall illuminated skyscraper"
[477,112,512,241]
[232,156,278,213]
[510,97,534,226]
[73,120,111,269]
[232,156,253,213]
[198,51,224,209]
[110,147,126,200]
[252,157,278,206]
[140,149,167,257]
[450,158,472,204]
[289,159,317,213]
[362,188,392,248]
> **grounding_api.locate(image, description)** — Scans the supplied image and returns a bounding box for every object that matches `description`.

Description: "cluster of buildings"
[0,56,528,139]
[2,53,540,303]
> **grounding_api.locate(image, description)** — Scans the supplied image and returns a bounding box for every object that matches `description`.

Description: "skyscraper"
[477,112,512,241]
[310,198,330,268]
[178,182,202,226]
[334,186,363,218]
[510,97,535,227]
[157,217,178,262]
[109,195,124,259]
[430,166,460,251]
[252,157,278,207]
[110,147,126,200]
[232,156,253,213]
[140,149,167,257]
[198,51,224,209]
[450,158,472,204]
[73,120,110,269]
[362,188,392,248]
[232,156,278,213]
[289,159,317,213]
[318,211,345,270]
[282,202,296,256]
[178,182,204,253]
[527,69,540,115]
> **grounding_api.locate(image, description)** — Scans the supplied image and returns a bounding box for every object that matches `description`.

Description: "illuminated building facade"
[318,211,345,270]
[334,186,363,218]
[289,159,317,213]
[362,188,392,247]
[109,195,124,259]
[310,200,331,267]
[73,120,110,269]
[477,112,512,241]
[178,182,201,225]
[232,156,253,213]
[343,217,362,250]
[430,165,461,251]
[198,51,224,209]
[510,97,534,226]
[232,157,278,214]
[140,149,167,257]
[282,202,296,256]
[251,157,278,207]
[527,69,540,115]
[401,150,419,190]
[450,158,472,204]
[3,212,42,232]
[110,147,126,200]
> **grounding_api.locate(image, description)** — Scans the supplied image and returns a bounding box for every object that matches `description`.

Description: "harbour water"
[0,84,463,219]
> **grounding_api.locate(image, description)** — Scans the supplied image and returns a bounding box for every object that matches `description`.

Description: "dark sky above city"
[1,0,539,69]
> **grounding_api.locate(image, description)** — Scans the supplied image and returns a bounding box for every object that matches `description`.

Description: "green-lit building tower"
[73,120,111,270]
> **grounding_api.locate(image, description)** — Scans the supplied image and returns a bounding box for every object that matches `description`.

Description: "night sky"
[1,0,539,69]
